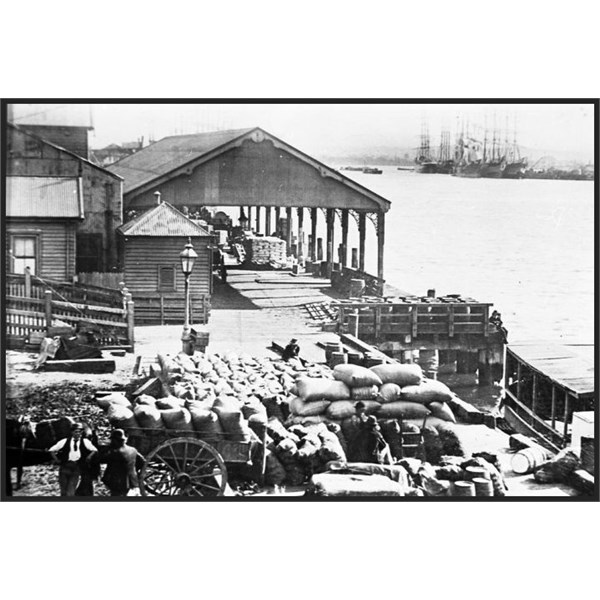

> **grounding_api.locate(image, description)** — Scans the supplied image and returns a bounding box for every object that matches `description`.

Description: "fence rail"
[6,270,134,351]
[336,301,492,341]
[133,294,210,326]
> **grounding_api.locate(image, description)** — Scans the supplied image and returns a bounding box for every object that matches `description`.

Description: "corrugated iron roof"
[118,201,211,237]
[7,177,83,218]
[108,128,255,193]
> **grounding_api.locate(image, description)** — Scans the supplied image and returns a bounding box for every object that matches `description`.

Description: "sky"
[8,102,595,163]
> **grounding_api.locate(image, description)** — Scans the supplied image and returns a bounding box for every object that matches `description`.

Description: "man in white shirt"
[49,422,98,496]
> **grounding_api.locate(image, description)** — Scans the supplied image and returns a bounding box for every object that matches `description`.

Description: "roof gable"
[108,127,391,212]
[118,201,211,237]
[7,176,83,219]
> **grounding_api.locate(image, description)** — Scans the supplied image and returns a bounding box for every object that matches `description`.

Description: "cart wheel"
[140,437,228,497]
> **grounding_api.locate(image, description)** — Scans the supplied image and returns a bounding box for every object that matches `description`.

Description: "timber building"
[109,127,391,282]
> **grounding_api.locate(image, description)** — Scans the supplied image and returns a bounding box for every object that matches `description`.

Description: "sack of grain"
[377,401,431,419]
[333,364,383,388]
[172,382,195,400]
[213,395,240,412]
[317,429,346,463]
[297,435,321,463]
[435,465,465,481]
[436,423,467,457]
[214,407,252,442]
[286,415,330,426]
[134,394,157,407]
[186,397,215,412]
[133,404,164,430]
[174,352,198,373]
[267,417,299,443]
[275,438,298,463]
[534,447,581,483]
[351,385,380,400]
[401,379,454,404]
[326,400,360,421]
[107,404,138,430]
[295,377,351,402]
[378,383,401,404]
[156,395,184,410]
[289,396,331,417]
[325,422,348,455]
[189,407,224,438]
[96,392,131,410]
[370,363,423,386]
[241,397,268,421]
[159,407,194,432]
[428,401,457,423]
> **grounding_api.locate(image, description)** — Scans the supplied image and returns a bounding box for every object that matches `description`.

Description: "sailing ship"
[453,131,482,178]
[436,130,454,174]
[415,122,438,173]
[502,121,528,179]
[480,127,505,179]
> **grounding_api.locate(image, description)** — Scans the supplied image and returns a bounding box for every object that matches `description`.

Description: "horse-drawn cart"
[126,426,264,497]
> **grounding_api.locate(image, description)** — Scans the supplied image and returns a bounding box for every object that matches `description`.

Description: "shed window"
[158,266,176,290]
[12,236,37,275]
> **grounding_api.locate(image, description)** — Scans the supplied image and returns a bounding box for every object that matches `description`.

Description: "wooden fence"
[133,294,210,326]
[336,300,492,342]
[77,272,125,289]
[6,270,134,351]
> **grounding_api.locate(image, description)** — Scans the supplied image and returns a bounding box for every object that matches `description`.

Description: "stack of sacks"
[370,363,457,423]
[287,376,351,424]
[329,364,383,420]
[96,392,139,430]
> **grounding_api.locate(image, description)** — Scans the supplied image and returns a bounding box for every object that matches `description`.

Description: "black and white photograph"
[2,100,596,500]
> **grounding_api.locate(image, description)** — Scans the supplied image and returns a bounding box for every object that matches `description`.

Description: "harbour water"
[343,168,595,346]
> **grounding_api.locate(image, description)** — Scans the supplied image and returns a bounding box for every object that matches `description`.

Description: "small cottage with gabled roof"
[117,200,213,325]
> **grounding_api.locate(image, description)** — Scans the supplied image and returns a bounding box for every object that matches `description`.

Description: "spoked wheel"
[140,438,228,497]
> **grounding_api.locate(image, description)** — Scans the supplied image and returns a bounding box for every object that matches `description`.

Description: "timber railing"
[133,293,210,326]
[335,300,492,342]
[6,269,134,351]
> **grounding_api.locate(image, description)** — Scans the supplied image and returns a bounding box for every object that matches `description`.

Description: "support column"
[341,209,349,267]
[286,207,293,256]
[377,211,385,282]
[351,248,358,269]
[358,212,366,272]
[255,206,261,234]
[297,207,304,264]
[310,207,317,262]
[275,207,281,235]
[247,206,252,230]
[326,208,334,275]
[265,206,271,236]
[317,238,323,261]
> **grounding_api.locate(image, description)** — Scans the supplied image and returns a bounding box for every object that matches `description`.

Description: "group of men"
[49,423,144,497]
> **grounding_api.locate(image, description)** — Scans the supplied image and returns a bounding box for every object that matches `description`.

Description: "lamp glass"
[179,239,198,275]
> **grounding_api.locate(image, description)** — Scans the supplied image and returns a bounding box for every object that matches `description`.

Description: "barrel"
[450,481,475,497]
[324,342,342,363]
[464,466,489,481]
[472,477,494,497]
[511,447,550,475]
[329,351,347,368]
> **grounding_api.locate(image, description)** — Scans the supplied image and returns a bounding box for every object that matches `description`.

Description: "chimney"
[154,191,162,205]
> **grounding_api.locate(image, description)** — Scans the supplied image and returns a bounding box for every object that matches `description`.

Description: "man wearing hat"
[49,422,98,496]
[101,429,145,496]
[282,338,300,361]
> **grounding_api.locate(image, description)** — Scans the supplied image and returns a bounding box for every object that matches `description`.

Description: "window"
[12,236,37,275]
[158,266,176,290]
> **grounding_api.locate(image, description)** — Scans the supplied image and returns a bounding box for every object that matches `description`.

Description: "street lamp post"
[180,237,198,355]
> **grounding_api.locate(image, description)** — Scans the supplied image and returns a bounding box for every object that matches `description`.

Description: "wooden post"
[160,295,164,325]
[377,211,385,282]
[275,207,281,234]
[351,248,358,269]
[358,212,366,272]
[341,209,349,267]
[44,290,52,331]
[563,391,570,439]
[286,207,293,256]
[483,305,489,337]
[310,207,317,262]
[374,305,381,342]
[255,206,261,234]
[317,237,323,261]
[550,386,557,429]
[326,208,334,275]
[531,373,538,415]
[411,305,418,338]
[24,267,32,297]
[297,207,304,265]
[448,303,455,337]
[126,294,135,352]
[247,206,252,229]
[265,206,271,236]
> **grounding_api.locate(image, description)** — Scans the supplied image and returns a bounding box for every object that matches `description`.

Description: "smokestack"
[154,191,162,205]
